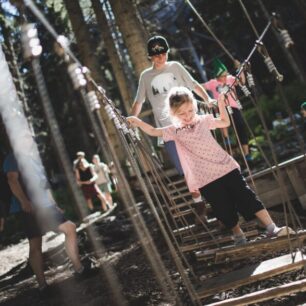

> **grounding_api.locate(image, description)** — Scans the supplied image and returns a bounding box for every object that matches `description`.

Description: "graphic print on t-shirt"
[151,73,178,96]
[216,84,230,95]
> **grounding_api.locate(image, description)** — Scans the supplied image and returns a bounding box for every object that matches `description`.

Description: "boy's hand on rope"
[207,98,218,108]
[233,59,241,69]
[217,94,226,106]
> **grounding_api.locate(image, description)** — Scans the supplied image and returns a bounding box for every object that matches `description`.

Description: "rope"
[237,0,303,257]
[185,0,235,62]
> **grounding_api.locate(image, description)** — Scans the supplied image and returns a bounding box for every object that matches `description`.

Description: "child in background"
[203,59,251,161]
[92,154,113,208]
[127,86,293,245]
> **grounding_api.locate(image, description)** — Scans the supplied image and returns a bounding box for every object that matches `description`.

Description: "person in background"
[127,86,294,245]
[3,138,90,294]
[73,151,85,171]
[203,58,252,162]
[75,157,110,213]
[92,155,113,209]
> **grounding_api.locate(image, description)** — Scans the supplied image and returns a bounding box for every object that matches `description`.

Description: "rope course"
[1,0,306,305]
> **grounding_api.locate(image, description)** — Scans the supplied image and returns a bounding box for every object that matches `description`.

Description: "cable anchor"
[279,29,294,49]
[86,91,100,111]
[21,23,42,59]
[67,63,87,89]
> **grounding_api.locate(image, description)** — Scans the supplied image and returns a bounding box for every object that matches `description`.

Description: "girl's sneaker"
[267,226,295,237]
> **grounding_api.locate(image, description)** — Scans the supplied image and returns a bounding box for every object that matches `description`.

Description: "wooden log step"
[180,230,259,253]
[173,218,219,236]
[172,208,194,218]
[169,200,194,211]
[169,201,212,213]
[172,206,213,218]
[205,276,306,306]
[168,186,189,195]
[196,251,306,300]
[167,178,186,187]
[182,220,258,244]
[171,191,192,201]
[196,230,306,263]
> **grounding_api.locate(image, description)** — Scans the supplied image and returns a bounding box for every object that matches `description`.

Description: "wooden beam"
[182,220,257,244]
[214,231,306,263]
[205,273,306,305]
[171,191,192,201]
[167,178,186,187]
[197,251,306,299]
[169,186,189,195]
[169,200,194,211]
[180,230,259,253]
[196,231,306,263]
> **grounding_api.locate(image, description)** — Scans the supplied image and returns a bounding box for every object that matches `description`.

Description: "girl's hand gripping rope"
[126,116,163,137]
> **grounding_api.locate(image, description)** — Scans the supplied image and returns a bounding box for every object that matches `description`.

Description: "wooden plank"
[172,208,193,218]
[167,178,186,187]
[171,201,212,211]
[197,251,306,299]
[173,217,254,238]
[206,275,306,306]
[169,200,194,211]
[214,231,306,263]
[196,231,306,263]
[172,206,212,219]
[182,220,257,243]
[169,186,189,195]
[171,191,192,201]
[180,230,258,253]
[173,218,219,236]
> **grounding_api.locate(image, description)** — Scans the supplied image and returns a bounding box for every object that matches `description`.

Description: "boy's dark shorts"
[19,206,67,239]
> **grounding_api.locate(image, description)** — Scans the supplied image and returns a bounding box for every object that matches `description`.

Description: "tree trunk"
[63,0,124,161]
[91,0,133,113]
[62,0,105,84]
[109,0,150,78]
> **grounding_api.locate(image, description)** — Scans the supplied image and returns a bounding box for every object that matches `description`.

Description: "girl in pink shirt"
[203,59,251,160]
[127,87,293,245]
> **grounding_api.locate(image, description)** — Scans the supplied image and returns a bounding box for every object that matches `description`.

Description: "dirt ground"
[1,201,306,306]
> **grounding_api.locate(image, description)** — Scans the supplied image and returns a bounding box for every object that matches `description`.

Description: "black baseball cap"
[147,36,169,57]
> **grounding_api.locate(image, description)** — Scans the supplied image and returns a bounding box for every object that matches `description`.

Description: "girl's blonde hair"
[166,87,197,124]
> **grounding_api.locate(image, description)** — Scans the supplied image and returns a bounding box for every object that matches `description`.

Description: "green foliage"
[46,0,64,13]
[244,80,306,133]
